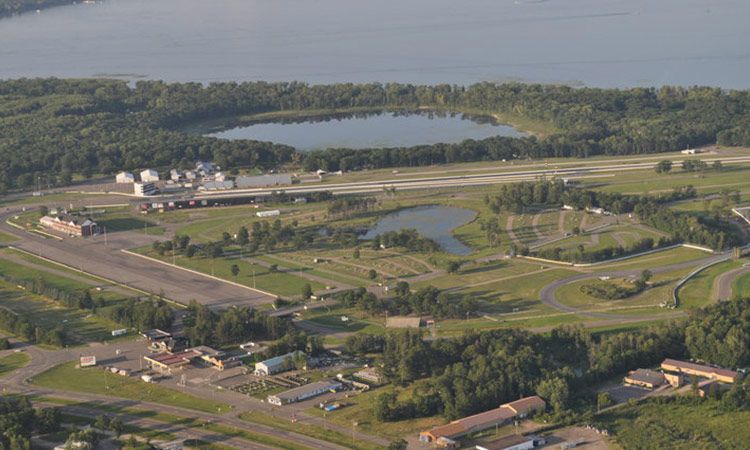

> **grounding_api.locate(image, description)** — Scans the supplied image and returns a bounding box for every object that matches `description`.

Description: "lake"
[363,205,477,255]
[0,0,748,88]
[206,111,524,150]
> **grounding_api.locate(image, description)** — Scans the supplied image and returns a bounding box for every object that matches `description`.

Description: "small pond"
[362,205,476,255]
[206,110,524,151]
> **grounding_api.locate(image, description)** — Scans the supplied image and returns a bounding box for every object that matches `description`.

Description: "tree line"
[3,79,750,192]
[0,0,74,18]
[355,296,750,422]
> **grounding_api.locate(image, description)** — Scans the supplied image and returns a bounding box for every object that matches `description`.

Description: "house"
[254,351,305,376]
[476,434,545,450]
[385,316,422,328]
[267,380,342,406]
[140,169,160,182]
[195,161,217,176]
[661,358,740,384]
[134,181,158,197]
[419,396,546,444]
[235,174,292,189]
[193,346,241,370]
[624,368,666,389]
[116,171,135,183]
[39,215,97,237]
[170,169,182,182]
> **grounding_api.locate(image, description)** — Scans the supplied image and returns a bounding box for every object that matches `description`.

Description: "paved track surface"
[0,210,275,309]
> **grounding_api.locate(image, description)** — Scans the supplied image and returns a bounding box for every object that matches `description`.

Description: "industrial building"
[256,209,281,218]
[267,380,342,406]
[623,368,666,389]
[661,358,740,384]
[39,215,97,237]
[420,396,546,445]
[254,351,305,376]
[236,174,292,188]
[134,182,158,197]
[116,171,135,183]
[201,180,235,191]
[353,367,384,385]
[140,169,160,182]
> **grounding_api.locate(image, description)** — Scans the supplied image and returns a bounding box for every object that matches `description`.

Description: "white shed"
[140,169,160,182]
[116,171,135,184]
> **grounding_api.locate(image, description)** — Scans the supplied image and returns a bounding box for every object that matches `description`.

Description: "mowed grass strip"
[30,361,231,414]
[0,352,30,377]
[239,411,383,450]
[0,231,18,243]
[678,259,744,308]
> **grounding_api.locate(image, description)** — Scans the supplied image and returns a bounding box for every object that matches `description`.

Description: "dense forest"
[364,296,750,422]
[0,0,74,17]
[2,79,750,192]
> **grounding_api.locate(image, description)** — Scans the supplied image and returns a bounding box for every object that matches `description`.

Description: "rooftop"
[257,351,304,368]
[270,380,342,401]
[625,368,666,386]
[662,358,739,379]
[504,396,546,415]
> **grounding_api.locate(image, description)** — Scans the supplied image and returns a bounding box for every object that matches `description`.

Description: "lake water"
[0,0,748,88]
[363,205,477,255]
[207,111,524,150]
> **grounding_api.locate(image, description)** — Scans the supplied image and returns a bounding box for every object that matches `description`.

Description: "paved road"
[0,337,372,450]
[714,264,750,301]
[0,210,275,309]
[192,154,750,199]
[538,251,731,320]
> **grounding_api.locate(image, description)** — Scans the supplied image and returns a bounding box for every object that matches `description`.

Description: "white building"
[134,182,158,197]
[116,171,135,184]
[256,210,281,218]
[254,351,304,376]
[140,169,160,182]
[267,380,342,406]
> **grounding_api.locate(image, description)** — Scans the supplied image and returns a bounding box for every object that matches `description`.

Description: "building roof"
[385,316,421,328]
[270,380,342,402]
[236,174,292,188]
[661,358,739,380]
[191,346,223,357]
[504,396,546,415]
[256,351,304,369]
[476,434,533,450]
[459,406,516,430]
[145,350,199,367]
[625,368,665,386]
[421,421,467,440]
[141,329,172,341]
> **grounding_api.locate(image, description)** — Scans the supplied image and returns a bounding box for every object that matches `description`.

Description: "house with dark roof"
[624,368,666,389]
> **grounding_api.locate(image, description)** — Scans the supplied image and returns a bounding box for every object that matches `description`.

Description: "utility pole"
[253,269,256,289]
[103,226,108,246]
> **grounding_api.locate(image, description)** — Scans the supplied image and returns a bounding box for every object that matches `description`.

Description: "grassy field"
[593,246,710,271]
[597,397,750,450]
[239,410,383,450]
[305,382,444,440]
[133,247,324,297]
[0,352,30,377]
[677,259,744,308]
[732,271,750,298]
[0,281,121,345]
[0,231,18,243]
[556,266,695,311]
[30,362,231,413]
[536,223,664,253]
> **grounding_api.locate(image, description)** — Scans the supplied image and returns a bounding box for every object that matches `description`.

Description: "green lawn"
[239,411,383,450]
[0,231,18,243]
[30,362,231,414]
[305,314,385,335]
[0,352,30,377]
[133,247,324,297]
[732,271,750,298]
[678,259,744,308]
[597,397,750,450]
[0,282,121,345]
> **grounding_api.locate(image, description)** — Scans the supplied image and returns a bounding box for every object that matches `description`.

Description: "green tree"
[302,283,313,300]
[231,264,240,278]
[536,377,569,413]
[655,160,673,174]
[368,269,377,280]
[597,392,613,411]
